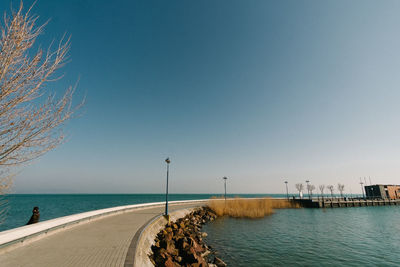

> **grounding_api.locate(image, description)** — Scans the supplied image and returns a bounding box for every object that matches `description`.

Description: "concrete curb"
[0,199,207,254]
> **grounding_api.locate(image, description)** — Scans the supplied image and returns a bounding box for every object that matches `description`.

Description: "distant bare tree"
[319,185,325,199]
[295,183,304,198]
[0,3,81,221]
[327,185,334,199]
[307,184,316,199]
[337,184,345,198]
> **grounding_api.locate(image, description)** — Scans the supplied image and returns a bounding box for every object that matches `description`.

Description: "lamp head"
[223,177,227,180]
[165,158,170,164]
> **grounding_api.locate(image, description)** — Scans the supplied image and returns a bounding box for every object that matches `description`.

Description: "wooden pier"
[292,198,400,208]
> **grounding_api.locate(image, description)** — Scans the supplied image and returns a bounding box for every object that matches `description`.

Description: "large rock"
[149,207,224,267]
[214,256,227,267]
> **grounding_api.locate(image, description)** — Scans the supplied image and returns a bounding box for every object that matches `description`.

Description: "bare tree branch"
[295,183,304,198]
[319,184,325,198]
[337,183,345,198]
[0,2,82,217]
[327,185,334,199]
[307,184,315,198]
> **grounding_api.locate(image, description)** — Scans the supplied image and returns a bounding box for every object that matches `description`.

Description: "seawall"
[131,208,197,267]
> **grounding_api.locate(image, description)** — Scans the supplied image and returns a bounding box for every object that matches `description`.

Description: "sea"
[203,206,400,266]
[2,194,398,266]
[0,193,273,232]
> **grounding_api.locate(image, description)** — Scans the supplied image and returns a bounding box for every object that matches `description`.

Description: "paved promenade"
[0,202,203,267]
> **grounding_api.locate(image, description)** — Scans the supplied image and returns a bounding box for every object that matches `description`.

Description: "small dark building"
[365,184,400,199]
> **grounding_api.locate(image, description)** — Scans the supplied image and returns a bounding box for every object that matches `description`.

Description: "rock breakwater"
[149,207,226,267]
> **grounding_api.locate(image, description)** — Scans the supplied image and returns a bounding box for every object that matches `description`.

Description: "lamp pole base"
[163,214,170,223]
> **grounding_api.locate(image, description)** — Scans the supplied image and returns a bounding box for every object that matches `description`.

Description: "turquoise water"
[203,206,400,266]
[0,194,280,232]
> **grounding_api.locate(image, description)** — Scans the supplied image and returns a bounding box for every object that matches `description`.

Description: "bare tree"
[310,184,315,198]
[295,183,304,198]
[327,185,334,199]
[0,2,81,219]
[319,185,325,199]
[307,184,315,199]
[337,184,345,198]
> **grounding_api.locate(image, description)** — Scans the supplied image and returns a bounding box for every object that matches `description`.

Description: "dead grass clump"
[207,197,299,218]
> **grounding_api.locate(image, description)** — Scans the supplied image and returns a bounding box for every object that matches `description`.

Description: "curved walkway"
[0,201,205,267]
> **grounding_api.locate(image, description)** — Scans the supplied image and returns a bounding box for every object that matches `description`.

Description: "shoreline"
[1,194,285,232]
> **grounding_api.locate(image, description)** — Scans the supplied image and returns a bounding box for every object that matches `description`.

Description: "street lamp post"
[223,177,228,200]
[284,181,289,200]
[306,180,310,199]
[165,158,170,215]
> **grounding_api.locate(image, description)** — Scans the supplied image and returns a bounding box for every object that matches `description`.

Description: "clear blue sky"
[5,0,400,194]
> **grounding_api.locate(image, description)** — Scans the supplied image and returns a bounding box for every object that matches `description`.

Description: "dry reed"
[207,197,299,218]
